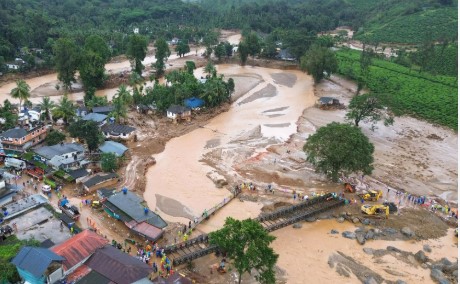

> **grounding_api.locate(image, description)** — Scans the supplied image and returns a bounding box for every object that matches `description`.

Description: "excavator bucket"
[344,183,356,193]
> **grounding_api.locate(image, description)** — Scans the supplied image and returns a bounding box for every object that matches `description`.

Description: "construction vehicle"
[344,183,356,193]
[383,201,398,213]
[357,190,383,201]
[361,204,390,216]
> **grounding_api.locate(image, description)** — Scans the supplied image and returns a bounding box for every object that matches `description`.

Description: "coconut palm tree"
[109,97,128,123]
[38,96,56,122]
[52,95,75,125]
[115,84,132,106]
[10,79,31,112]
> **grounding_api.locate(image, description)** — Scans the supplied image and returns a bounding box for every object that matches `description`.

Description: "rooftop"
[0,128,28,139]
[92,106,114,114]
[167,105,190,114]
[35,143,85,160]
[101,123,136,135]
[99,141,128,157]
[67,168,90,180]
[86,245,153,284]
[82,113,108,123]
[51,230,109,271]
[83,173,118,188]
[318,97,338,104]
[12,247,64,278]
[106,191,167,228]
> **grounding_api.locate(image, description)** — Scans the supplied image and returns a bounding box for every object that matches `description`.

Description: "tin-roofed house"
[98,141,128,157]
[34,143,86,170]
[12,246,65,284]
[101,124,136,140]
[103,190,167,241]
[82,113,107,126]
[166,105,191,124]
[51,230,108,276]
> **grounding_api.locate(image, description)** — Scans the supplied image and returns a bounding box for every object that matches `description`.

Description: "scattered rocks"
[362,218,370,225]
[352,217,360,224]
[336,217,345,223]
[306,217,316,222]
[342,231,356,239]
[356,234,366,245]
[364,277,378,284]
[292,223,302,229]
[387,246,401,253]
[363,248,375,255]
[383,227,398,235]
[430,269,450,284]
[330,229,339,234]
[414,250,427,263]
[365,230,375,240]
[401,227,415,238]
[423,244,432,253]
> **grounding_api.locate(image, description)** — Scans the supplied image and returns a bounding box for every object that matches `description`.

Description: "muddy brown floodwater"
[144,65,315,222]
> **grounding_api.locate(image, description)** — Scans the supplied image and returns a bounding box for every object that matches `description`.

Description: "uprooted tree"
[303,122,374,182]
[346,93,394,128]
[209,218,278,284]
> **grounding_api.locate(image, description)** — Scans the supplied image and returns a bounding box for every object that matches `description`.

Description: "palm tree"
[52,95,75,125]
[115,84,132,106]
[109,97,128,123]
[38,96,56,122]
[10,79,31,112]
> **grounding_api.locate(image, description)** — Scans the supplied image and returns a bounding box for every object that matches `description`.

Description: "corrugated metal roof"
[82,113,107,123]
[86,246,153,284]
[51,230,109,271]
[101,123,136,135]
[76,269,111,284]
[34,143,85,160]
[83,173,118,188]
[92,106,114,114]
[11,247,64,278]
[131,222,163,242]
[99,141,128,157]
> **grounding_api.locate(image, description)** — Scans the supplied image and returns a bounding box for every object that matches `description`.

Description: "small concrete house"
[101,123,136,140]
[82,113,107,126]
[0,125,48,152]
[166,105,191,124]
[34,143,86,170]
[12,246,64,284]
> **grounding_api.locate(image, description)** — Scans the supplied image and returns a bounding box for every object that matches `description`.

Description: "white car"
[42,185,51,193]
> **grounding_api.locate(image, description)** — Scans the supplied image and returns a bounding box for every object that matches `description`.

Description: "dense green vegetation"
[336,49,457,130]
[0,236,40,283]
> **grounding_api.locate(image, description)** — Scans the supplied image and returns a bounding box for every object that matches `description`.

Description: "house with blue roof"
[12,246,64,284]
[184,97,204,110]
[82,113,107,126]
[99,141,128,157]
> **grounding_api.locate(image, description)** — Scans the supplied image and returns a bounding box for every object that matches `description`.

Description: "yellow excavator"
[357,190,383,202]
[361,204,389,216]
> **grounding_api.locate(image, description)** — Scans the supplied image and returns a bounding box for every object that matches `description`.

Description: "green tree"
[224,41,233,58]
[303,122,374,182]
[84,35,111,62]
[356,46,373,94]
[238,42,249,66]
[38,96,55,122]
[52,95,75,125]
[101,152,119,172]
[45,130,66,145]
[53,38,79,90]
[115,84,132,106]
[153,38,171,77]
[0,99,18,130]
[209,218,278,284]
[10,79,30,112]
[86,95,108,111]
[126,34,148,75]
[109,97,128,123]
[68,120,104,152]
[214,43,226,61]
[184,61,196,74]
[204,61,216,77]
[300,44,338,83]
[281,30,316,61]
[245,32,261,62]
[79,50,106,90]
[175,41,190,57]
[346,93,394,128]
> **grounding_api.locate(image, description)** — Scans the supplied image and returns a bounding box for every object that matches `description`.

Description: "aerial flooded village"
[0,0,457,283]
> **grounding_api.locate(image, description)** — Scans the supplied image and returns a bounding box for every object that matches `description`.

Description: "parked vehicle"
[4,158,26,170]
[58,198,80,220]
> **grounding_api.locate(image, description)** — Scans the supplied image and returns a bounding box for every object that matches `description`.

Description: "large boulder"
[365,230,375,240]
[352,217,360,224]
[401,227,415,238]
[330,229,339,234]
[306,217,316,222]
[364,277,378,284]
[363,248,375,255]
[342,231,356,239]
[415,250,428,263]
[356,234,366,245]
[423,244,432,253]
[387,246,401,253]
[292,223,302,229]
[396,280,407,284]
[383,227,398,235]
[430,269,450,284]
[336,217,345,223]
[362,218,370,225]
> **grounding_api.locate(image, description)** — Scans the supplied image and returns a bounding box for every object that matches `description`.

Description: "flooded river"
[144,64,315,221]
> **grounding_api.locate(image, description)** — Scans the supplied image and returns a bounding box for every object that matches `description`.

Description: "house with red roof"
[50,229,108,275]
